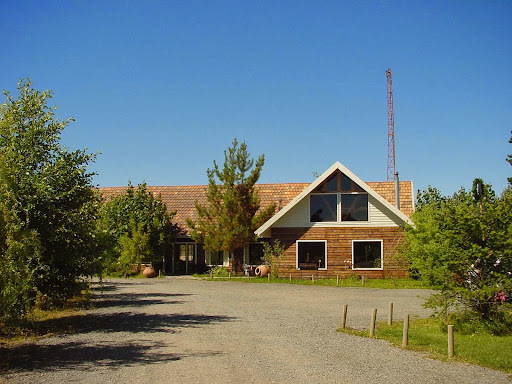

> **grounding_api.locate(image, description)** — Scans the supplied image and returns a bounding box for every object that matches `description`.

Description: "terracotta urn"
[143,266,157,278]
[255,265,270,277]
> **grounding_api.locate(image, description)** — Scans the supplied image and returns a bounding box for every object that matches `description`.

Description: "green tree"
[404,180,512,333]
[0,79,100,317]
[187,139,275,272]
[98,182,176,274]
[118,220,151,275]
[0,164,44,322]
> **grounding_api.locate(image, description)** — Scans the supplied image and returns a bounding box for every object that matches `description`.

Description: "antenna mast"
[386,69,396,182]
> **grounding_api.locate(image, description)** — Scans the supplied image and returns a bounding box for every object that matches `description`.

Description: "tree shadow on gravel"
[0,313,233,373]
[90,281,162,292]
[92,292,192,309]
[1,340,223,373]
[20,312,236,337]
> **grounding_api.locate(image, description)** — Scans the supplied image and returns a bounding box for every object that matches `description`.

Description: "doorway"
[173,242,196,274]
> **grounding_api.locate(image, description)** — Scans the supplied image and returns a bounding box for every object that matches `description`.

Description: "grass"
[0,292,91,345]
[193,274,432,289]
[338,317,512,374]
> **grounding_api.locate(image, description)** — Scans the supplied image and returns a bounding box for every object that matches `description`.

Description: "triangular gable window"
[314,170,365,193]
[311,170,368,222]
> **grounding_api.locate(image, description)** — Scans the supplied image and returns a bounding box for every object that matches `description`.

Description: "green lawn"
[194,274,432,289]
[338,317,512,374]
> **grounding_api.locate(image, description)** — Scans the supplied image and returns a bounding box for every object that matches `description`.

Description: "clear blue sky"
[1,1,511,196]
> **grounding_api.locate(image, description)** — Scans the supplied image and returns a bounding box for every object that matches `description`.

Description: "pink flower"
[494,291,506,303]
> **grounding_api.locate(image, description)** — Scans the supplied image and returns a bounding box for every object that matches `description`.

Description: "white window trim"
[309,193,370,224]
[296,240,327,271]
[351,239,383,270]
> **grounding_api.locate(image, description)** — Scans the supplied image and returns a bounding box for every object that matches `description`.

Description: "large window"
[352,240,382,269]
[310,194,368,222]
[310,170,368,223]
[341,194,368,221]
[297,241,326,270]
[310,194,337,222]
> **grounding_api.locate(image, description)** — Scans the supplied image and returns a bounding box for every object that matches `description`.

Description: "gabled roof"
[98,164,414,236]
[98,183,309,236]
[254,161,413,237]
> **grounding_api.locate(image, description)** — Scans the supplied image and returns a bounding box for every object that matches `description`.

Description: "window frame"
[296,240,327,271]
[340,193,369,222]
[309,193,338,223]
[309,192,369,223]
[351,239,383,270]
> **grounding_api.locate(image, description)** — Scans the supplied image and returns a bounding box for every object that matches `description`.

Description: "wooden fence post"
[402,314,409,347]
[388,302,393,326]
[210,270,213,279]
[268,273,270,282]
[229,272,231,279]
[370,309,377,337]
[341,304,348,329]
[289,274,292,282]
[337,275,340,286]
[311,275,314,283]
[448,325,454,357]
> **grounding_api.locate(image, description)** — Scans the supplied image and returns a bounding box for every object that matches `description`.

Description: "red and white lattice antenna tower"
[386,68,396,182]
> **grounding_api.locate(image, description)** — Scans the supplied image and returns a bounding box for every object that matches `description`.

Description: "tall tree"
[0,79,100,313]
[187,139,275,272]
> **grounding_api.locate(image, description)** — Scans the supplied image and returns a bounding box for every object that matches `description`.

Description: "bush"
[208,266,229,277]
[404,181,512,334]
[262,240,285,279]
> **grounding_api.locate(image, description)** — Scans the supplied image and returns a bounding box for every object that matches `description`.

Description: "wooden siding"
[271,227,408,278]
[272,195,404,229]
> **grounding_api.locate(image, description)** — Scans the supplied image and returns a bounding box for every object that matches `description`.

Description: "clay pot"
[255,265,270,277]
[143,266,157,278]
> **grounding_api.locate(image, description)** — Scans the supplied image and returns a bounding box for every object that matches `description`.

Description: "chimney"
[394,172,400,210]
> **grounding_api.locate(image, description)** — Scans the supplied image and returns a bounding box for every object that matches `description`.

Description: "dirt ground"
[1,277,510,383]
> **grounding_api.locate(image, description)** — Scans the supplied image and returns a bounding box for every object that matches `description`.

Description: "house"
[99,161,414,278]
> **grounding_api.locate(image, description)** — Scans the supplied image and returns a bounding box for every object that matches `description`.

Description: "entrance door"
[174,243,196,274]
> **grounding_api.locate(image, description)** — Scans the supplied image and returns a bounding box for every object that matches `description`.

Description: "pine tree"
[187,139,275,272]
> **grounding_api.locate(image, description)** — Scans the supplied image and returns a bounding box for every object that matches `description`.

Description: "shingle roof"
[367,181,414,216]
[98,180,413,235]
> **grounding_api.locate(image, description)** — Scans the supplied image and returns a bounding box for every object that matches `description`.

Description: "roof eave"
[255,161,413,236]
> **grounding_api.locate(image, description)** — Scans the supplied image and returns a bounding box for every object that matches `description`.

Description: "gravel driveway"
[1,277,510,383]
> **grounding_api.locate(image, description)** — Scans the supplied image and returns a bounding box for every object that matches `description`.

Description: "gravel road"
[1,277,510,383]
